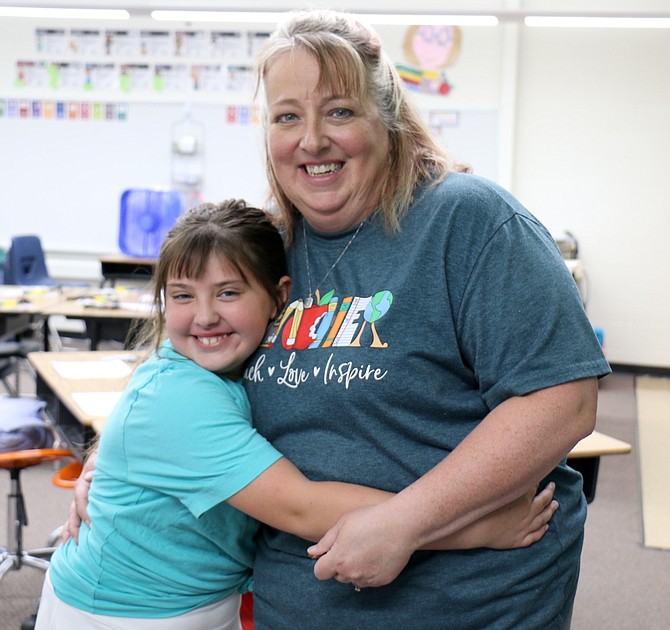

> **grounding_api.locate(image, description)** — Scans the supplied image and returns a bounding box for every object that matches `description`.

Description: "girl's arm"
[226,456,557,549]
[65,447,557,551]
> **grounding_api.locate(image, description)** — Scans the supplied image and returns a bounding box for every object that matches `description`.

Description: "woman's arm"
[225,457,557,546]
[309,378,597,587]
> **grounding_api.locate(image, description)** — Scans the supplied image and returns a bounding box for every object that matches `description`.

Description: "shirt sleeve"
[457,212,610,409]
[122,362,283,518]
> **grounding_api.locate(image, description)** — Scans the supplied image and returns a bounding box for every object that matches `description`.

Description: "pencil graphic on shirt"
[321,297,352,348]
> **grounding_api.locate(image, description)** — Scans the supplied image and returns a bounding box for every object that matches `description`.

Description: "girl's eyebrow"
[166,279,248,289]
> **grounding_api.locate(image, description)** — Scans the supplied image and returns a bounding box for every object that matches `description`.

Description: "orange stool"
[52,460,83,489]
[0,448,77,579]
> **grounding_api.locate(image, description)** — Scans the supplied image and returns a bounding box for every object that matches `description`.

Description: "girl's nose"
[194,301,220,327]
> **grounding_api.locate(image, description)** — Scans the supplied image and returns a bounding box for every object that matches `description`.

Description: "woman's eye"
[170,292,191,301]
[331,108,353,119]
[275,112,297,124]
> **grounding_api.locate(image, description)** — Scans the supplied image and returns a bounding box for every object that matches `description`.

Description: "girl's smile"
[165,253,289,380]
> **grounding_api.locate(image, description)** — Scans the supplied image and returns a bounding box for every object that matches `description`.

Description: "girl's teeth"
[199,335,226,346]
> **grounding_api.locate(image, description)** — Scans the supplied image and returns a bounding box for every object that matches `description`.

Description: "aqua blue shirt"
[50,340,282,618]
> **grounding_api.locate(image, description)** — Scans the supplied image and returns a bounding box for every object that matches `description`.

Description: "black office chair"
[0,339,41,397]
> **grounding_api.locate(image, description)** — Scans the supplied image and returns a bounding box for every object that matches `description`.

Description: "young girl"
[38,200,557,629]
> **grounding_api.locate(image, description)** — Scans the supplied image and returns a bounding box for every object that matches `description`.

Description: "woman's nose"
[299,119,329,153]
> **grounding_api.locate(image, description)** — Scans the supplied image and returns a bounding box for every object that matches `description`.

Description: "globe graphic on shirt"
[364,290,393,323]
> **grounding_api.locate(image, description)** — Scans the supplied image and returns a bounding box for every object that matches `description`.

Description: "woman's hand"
[308,502,415,588]
[307,482,558,588]
[60,450,97,543]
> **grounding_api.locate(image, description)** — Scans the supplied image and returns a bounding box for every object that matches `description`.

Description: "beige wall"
[511,24,670,368]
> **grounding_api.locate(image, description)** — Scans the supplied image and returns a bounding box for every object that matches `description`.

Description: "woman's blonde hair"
[255,9,470,244]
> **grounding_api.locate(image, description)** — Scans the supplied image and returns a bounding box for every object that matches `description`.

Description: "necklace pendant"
[303,296,313,308]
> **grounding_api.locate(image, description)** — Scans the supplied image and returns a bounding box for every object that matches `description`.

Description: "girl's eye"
[170,292,192,301]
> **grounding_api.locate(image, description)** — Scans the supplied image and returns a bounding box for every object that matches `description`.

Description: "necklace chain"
[302,218,365,307]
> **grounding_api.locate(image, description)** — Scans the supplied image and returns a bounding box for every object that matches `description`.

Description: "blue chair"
[4,236,58,287]
[119,189,182,258]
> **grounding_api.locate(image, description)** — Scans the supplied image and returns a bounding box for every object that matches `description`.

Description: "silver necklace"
[302,218,365,308]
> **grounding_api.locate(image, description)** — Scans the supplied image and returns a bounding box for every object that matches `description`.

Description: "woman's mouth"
[304,162,343,176]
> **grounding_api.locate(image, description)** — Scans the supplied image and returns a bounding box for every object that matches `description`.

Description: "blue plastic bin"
[118,189,182,258]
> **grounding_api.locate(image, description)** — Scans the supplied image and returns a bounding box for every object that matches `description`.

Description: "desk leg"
[35,374,94,457]
[85,319,100,351]
[567,457,600,504]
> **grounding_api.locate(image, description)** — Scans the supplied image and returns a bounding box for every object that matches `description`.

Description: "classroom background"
[2,0,669,373]
[1,1,669,629]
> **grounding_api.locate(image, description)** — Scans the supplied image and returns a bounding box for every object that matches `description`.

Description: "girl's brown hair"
[130,199,288,354]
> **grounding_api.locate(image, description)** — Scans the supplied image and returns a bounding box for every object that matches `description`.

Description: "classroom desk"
[28,350,139,454]
[0,285,66,346]
[28,350,633,499]
[41,287,153,350]
[567,430,632,503]
[99,254,156,287]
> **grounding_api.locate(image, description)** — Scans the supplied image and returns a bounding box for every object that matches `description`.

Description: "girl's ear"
[272,275,292,319]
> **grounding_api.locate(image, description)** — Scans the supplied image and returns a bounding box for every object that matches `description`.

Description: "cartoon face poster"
[396,25,461,96]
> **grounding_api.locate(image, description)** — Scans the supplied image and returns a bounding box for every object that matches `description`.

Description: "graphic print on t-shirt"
[244,289,392,390]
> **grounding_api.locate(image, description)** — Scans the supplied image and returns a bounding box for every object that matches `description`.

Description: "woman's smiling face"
[264,48,390,234]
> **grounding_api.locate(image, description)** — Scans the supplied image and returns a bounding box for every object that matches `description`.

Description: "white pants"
[35,570,242,630]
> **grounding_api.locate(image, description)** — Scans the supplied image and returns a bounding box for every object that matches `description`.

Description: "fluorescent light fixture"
[151,11,284,24]
[356,14,498,27]
[0,6,129,19]
[151,10,497,27]
[525,15,670,28]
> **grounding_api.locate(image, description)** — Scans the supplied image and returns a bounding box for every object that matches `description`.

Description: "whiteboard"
[0,102,497,255]
[0,101,268,254]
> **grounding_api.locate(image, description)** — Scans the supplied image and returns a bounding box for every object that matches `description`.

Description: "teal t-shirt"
[245,172,611,629]
[50,340,282,618]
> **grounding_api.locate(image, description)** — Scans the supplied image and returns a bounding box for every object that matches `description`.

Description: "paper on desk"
[52,360,133,380]
[71,392,123,418]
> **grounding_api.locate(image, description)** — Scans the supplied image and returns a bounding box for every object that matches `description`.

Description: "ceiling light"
[151,10,497,27]
[151,11,284,24]
[0,6,129,19]
[525,15,670,28]
[355,14,498,26]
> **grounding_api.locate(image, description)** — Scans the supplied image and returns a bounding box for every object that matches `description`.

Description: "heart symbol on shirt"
[268,366,275,377]
[313,366,321,377]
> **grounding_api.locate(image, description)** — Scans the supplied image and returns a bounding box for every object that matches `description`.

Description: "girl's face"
[264,49,390,234]
[165,252,289,379]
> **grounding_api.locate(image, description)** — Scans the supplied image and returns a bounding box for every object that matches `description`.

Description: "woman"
[243,9,609,629]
